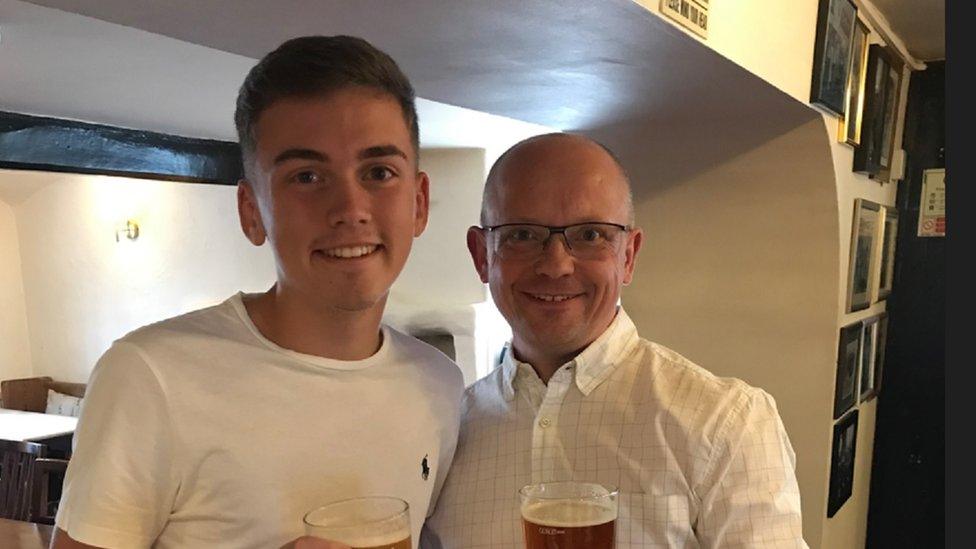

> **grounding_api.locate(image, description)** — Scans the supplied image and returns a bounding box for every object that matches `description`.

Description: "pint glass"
[303,496,411,549]
[519,482,618,549]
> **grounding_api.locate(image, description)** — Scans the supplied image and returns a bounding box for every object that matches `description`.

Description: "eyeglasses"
[482,222,630,258]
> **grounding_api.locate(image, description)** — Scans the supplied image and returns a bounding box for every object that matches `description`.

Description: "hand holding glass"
[303,496,411,549]
[519,482,618,549]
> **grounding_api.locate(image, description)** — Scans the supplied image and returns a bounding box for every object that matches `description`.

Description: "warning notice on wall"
[661,0,709,38]
[917,168,946,237]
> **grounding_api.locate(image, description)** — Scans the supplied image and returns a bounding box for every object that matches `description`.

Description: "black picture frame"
[846,199,883,312]
[810,0,858,115]
[853,45,901,178]
[827,409,859,517]
[877,206,899,300]
[834,322,862,419]
[873,313,889,396]
[859,316,880,402]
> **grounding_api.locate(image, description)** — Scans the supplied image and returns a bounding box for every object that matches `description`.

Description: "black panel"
[865,62,944,549]
[0,111,242,185]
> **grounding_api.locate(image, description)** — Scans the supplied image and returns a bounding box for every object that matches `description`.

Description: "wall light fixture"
[116,220,140,242]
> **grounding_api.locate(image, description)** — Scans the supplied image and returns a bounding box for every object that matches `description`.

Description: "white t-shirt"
[56,293,464,549]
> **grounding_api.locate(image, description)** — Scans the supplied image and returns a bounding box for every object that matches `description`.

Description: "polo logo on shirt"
[421,454,430,481]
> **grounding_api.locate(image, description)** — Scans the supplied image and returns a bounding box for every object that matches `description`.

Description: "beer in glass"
[304,496,411,549]
[519,482,618,549]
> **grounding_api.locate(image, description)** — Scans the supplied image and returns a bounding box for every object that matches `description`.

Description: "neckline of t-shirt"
[228,291,391,371]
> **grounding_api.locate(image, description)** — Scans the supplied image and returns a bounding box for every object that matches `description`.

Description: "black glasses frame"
[481,222,630,251]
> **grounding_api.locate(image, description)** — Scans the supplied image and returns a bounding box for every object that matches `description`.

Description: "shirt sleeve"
[55,340,181,548]
[694,388,808,548]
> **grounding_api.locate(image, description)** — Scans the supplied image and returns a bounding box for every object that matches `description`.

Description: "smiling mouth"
[318,245,380,259]
[526,293,582,303]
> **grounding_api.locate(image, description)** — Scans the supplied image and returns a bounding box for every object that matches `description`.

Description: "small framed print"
[846,199,883,312]
[838,19,870,145]
[810,0,858,115]
[827,409,859,517]
[834,322,862,419]
[853,46,902,180]
[859,316,880,402]
[873,313,889,395]
[876,206,899,300]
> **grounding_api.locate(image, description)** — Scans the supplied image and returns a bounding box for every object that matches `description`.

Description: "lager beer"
[304,496,411,549]
[519,482,618,549]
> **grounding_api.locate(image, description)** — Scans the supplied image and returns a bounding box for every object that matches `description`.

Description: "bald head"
[480,133,634,226]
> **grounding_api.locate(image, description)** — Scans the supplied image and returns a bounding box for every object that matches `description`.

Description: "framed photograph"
[876,206,899,300]
[859,316,880,402]
[876,55,904,183]
[838,19,870,145]
[834,321,862,419]
[810,0,858,115]
[827,409,859,517]
[846,199,883,312]
[873,313,889,395]
[853,46,902,178]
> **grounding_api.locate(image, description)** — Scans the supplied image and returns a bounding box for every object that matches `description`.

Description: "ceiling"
[0,0,807,139]
[870,0,945,61]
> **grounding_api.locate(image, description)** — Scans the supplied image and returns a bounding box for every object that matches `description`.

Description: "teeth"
[532,294,573,302]
[324,245,377,258]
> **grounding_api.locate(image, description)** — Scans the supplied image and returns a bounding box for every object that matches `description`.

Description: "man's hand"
[280,536,351,549]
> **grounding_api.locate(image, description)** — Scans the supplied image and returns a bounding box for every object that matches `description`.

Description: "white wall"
[386,148,491,385]
[13,172,275,382]
[618,116,839,548]
[5,148,499,385]
[0,198,33,381]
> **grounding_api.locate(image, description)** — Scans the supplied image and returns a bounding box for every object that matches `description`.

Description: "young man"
[53,36,463,549]
[423,133,807,548]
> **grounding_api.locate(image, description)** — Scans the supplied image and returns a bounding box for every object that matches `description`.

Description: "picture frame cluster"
[810,0,904,183]
[829,313,888,517]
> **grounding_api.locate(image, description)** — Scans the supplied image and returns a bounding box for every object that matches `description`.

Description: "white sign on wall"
[917,168,945,237]
[661,0,709,38]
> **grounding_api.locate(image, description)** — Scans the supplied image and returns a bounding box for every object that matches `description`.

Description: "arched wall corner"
[590,106,841,545]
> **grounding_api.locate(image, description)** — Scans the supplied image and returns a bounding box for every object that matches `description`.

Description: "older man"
[423,133,806,548]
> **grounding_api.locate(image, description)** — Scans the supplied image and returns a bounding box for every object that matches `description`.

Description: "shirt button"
[539,417,552,428]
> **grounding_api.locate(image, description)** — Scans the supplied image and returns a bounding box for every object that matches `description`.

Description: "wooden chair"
[1,377,86,413]
[0,440,68,524]
[31,457,69,525]
[0,439,46,521]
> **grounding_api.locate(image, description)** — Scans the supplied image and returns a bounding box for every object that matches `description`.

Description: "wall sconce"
[115,220,140,242]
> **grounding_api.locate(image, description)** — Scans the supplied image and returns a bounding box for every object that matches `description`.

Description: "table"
[0,518,53,548]
[0,409,78,442]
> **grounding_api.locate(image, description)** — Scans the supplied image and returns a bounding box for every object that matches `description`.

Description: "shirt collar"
[499,307,641,399]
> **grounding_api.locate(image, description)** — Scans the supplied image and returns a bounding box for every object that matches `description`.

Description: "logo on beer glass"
[519,482,618,549]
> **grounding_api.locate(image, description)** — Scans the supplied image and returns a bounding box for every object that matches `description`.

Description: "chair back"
[0,439,46,521]
[31,458,69,525]
[1,377,86,413]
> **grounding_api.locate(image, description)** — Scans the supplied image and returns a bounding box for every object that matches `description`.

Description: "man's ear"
[414,172,431,237]
[466,226,489,283]
[621,227,643,285]
[237,180,267,246]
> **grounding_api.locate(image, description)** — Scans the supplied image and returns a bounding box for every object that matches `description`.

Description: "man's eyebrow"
[273,149,328,166]
[359,145,408,161]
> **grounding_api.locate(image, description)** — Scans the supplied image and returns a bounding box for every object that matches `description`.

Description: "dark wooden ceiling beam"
[0,111,242,185]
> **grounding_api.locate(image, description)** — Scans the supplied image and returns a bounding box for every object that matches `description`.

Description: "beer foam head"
[329,527,410,547]
[521,499,617,528]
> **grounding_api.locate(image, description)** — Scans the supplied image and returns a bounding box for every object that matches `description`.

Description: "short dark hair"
[234,35,419,174]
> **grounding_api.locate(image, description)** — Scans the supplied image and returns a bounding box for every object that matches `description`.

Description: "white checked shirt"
[423,308,806,548]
